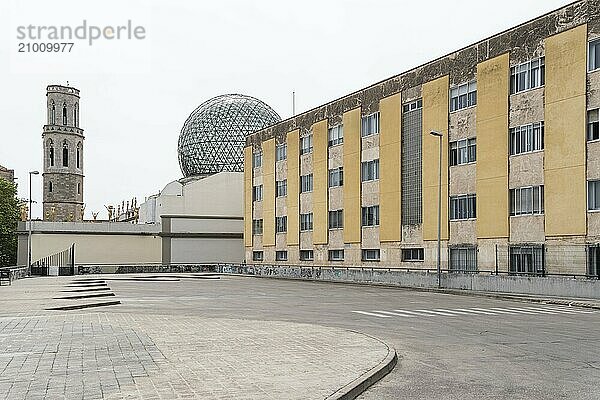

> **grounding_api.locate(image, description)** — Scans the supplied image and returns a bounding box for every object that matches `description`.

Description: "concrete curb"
[326,333,398,400]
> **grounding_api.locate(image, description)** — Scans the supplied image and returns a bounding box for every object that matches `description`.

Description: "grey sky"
[1,0,568,219]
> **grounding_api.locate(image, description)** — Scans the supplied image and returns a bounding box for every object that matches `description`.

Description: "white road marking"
[351,310,392,318]
[453,308,497,315]
[413,309,457,316]
[376,310,417,318]
[392,309,435,317]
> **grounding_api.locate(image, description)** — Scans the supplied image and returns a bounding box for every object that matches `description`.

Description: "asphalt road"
[105,275,600,400]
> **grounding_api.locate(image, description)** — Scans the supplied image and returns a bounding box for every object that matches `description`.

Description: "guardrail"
[31,244,75,276]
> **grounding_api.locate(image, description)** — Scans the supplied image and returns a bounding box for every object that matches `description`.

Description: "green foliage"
[0,178,19,267]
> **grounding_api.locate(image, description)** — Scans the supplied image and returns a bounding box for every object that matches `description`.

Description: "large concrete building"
[245,1,600,277]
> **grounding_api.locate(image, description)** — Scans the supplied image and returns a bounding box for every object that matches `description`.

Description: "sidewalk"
[0,276,396,399]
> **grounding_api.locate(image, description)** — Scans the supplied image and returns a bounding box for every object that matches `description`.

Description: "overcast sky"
[1,0,568,219]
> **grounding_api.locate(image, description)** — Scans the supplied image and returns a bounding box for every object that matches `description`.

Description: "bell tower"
[42,84,84,221]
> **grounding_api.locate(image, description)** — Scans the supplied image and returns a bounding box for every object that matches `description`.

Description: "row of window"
[47,181,81,195]
[47,140,82,169]
[48,101,79,127]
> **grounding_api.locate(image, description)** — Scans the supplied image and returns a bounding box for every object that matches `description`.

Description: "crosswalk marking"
[352,305,596,319]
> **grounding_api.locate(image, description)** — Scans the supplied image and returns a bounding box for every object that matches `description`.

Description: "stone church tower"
[42,84,84,221]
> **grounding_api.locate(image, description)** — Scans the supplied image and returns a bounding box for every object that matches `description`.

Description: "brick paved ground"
[0,276,392,399]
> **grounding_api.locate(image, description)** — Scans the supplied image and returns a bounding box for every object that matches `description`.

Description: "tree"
[0,178,19,267]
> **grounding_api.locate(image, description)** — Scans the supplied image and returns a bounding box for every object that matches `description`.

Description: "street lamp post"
[27,171,39,272]
[429,131,443,288]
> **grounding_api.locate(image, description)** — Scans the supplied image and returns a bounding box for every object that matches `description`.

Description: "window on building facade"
[509,245,545,276]
[361,112,380,137]
[300,213,313,231]
[300,174,313,193]
[276,143,287,161]
[299,250,314,261]
[49,181,53,193]
[252,185,263,201]
[401,248,424,262]
[402,100,423,225]
[50,102,56,124]
[510,122,544,155]
[276,179,287,197]
[62,142,69,167]
[74,104,78,127]
[62,103,68,125]
[328,125,344,146]
[275,216,287,233]
[252,219,263,235]
[361,159,379,182]
[450,194,476,220]
[300,135,313,155]
[328,210,343,229]
[510,186,544,216]
[252,251,263,261]
[589,39,600,71]
[362,249,380,261]
[588,109,599,141]
[328,167,343,187]
[450,138,476,166]
[589,180,600,211]
[328,249,344,261]
[275,250,288,261]
[49,141,55,167]
[253,151,262,168]
[450,81,477,112]
[510,57,545,94]
[361,205,380,227]
[449,247,478,273]
[77,183,81,195]
[588,245,599,278]
[76,144,81,169]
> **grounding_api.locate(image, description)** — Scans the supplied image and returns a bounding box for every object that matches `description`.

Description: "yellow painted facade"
[313,119,329,245]
[243,146,253,247]
[544,24,587,237]
[379,93,402,242]
[287,130,300,245]
[343,108,362,244]
[476,53,509,239]
[422,76,449,241]
[262,138,276,246]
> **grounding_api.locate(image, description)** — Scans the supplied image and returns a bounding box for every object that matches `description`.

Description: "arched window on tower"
[76,143,81,169]
[48,140,55,167]
[62,103,67,125]
[49,181,53,193]
[50,101,56,124]
[74,103,79,127]
[62,141,69,167]
[77,183,81,195]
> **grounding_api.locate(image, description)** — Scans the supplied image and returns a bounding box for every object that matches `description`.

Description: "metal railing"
[30,244,75,276]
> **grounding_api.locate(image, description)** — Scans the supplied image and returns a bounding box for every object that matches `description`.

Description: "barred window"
[402,102,422,225]
[253,151,262,168]
[509,245,545,276]
[361,112,380,137]
[328,249,344,261]
[252,251,263,261]
[328,125,344,146]
[328,210,343,229]
[276,143,287,161]
[450,81,477,112]
[300,174,313,193]
[361,159,379,182]
[588,109,599,141]
[450,194,476,220]
[362,249,380,261]
[450,138,476,166]
[589,39,600,71]
[300,135,313,155]
[361,205,380,227]
[252,219,263,235]
[510,186,544,216]
[449,247,477,273]
[300,250,314,261]
[588,245,599,277]
[275,250,288,261]
[510,122,544,155]
[252,185,263,202]
[402,248,424,262]
[276,180,287,197]
[328,167,343,187]
[589,180,600,211]
[510,57,545,94]
[275,216,287,233]
[300,213,313,231]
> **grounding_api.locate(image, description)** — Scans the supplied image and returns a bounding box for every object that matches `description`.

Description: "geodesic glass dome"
[178,94,281,177]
